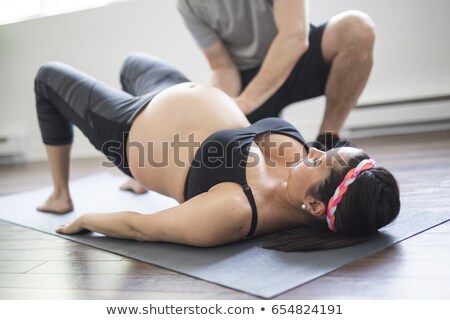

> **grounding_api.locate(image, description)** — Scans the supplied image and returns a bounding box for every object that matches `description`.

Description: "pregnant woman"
[34,53,400,251]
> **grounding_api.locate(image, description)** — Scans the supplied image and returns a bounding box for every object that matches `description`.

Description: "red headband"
[326,159,377,231]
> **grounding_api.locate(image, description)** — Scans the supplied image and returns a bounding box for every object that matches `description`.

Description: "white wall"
[0,0,449,161]
[0,0,207,161]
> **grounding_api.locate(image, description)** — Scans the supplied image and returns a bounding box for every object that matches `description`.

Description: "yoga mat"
[0,172,449,298]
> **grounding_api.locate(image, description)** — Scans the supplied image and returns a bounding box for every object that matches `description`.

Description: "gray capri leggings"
[34,53,189,177]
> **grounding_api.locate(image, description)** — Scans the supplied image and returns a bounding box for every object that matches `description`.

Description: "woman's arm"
[56,211,153,240]
[57,186,252,247]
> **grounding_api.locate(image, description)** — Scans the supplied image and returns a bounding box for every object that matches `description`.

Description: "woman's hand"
[56,216,87,234]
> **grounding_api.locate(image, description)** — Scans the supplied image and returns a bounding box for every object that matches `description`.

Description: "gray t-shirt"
[177,0,277,70]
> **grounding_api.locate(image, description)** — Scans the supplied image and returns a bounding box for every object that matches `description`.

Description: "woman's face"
[286,147,364,207]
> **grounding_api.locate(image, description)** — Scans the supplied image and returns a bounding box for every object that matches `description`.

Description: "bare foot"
[120,179,148,195]
[37,191,73,214]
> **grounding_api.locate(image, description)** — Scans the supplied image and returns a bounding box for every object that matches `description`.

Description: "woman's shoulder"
[251,118,307,143]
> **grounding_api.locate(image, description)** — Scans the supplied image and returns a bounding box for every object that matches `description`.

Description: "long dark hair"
[264,152,401,251]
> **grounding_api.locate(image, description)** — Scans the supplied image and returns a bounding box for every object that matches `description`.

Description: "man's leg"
[320,10,375,136]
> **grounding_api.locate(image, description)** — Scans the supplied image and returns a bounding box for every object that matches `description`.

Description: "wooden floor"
[0,130,450,299]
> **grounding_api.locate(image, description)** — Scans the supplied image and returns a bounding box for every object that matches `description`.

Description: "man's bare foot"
[120,179,148,195]
[37,191,73,214]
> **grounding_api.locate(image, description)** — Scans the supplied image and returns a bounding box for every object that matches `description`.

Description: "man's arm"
[202,40,242,97]
[56,188,251,247]
[177,0,241,96]
[237,0,310,114]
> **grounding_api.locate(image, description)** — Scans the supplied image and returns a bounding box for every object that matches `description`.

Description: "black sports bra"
[183,118,308,239]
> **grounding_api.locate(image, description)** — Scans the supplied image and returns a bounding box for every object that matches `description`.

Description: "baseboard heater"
[0,135,26,164]
[357,94,450,109]
[344,94,450,138]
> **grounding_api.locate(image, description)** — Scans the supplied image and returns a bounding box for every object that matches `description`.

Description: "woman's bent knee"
[35,62,75,145]
[35,61,69,98]
[35,62,64,83]
[121,52,160,77]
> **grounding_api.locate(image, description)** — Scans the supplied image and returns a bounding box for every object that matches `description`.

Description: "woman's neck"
[272,181,312,226]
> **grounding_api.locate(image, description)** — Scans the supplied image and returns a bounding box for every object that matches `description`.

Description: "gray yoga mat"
[1,172,449,298]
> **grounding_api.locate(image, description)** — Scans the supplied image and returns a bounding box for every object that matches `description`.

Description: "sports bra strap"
[241,183,258,239]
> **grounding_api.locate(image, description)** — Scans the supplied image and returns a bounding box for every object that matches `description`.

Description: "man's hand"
[211,67,242,97]
[233,95,257,115]
[202,41,242,97]
[232,0,309,110]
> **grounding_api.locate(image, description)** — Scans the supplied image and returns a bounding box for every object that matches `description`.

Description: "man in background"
[177,0,375,150]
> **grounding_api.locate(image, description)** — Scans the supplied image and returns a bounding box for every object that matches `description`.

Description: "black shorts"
[34,53,189,177]
[241,23,331,123]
